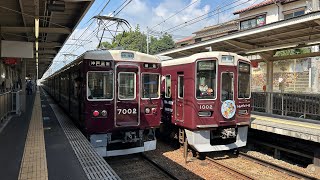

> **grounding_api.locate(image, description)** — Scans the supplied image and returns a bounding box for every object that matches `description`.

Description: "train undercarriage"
[90,128,157,157]
[159,123,248,153]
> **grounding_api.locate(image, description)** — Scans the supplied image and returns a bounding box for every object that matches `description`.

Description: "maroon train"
[43,50,161,157]
[160,51,251,153]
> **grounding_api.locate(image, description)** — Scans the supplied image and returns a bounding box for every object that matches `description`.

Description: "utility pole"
[217,5,220,24]
[146,26,150,54]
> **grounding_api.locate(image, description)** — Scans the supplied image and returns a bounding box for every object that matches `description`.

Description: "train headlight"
[145,107,151,114]
[151,108,157,114]
[101,110,107,117]
[93,110,99,117]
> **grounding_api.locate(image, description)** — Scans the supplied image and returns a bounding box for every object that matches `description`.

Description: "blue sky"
[43,0,264,77]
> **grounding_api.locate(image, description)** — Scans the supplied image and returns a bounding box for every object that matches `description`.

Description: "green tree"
[100,25,174,54]
[149,33,175,54]
[100,25,147,53]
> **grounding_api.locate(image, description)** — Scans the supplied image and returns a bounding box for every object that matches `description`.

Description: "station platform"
[250,112,320,143]
[0,88,119,180]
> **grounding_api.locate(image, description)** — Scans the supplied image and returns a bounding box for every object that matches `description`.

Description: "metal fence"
[252,92,320,120]
[0,90,22,123]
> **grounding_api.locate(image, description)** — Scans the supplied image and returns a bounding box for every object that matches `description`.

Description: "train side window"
[238,62,251,99]
[165,75,171,98]
[87,71,113,100]
[142,73,160,99]
[221,72,234,101]
[178,75,184,98]
[118,72,136,100]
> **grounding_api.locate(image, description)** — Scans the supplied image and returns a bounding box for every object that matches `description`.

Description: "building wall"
[239,4,280,24]
[239,0,312,24]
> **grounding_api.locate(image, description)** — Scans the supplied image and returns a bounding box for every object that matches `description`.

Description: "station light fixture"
[35,41,39,51]
[35,18,39,38]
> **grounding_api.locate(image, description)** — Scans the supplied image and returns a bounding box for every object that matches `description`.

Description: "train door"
[175,74,184,122]
[219,65,237,120]
[115,64,140,127]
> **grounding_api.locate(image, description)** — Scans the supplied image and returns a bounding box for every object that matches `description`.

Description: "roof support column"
[21,59,26,112]
[266,61,273,114]
[259,51,275,114]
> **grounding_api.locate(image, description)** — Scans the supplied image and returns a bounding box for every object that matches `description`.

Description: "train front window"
[87,71,113,100]
[221,72,234,101]
[118,72,136,100]
[142,73,160,99]
[196,60,216,99]
[238,62,251,98]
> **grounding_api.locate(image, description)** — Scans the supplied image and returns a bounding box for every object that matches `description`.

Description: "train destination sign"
[90,60,110,67]
[198,61,215,70]
[221,55,234,63]
[121,52,134,59]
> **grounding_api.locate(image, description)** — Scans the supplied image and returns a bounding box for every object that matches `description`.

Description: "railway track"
[205,157,255,180]
[239,152,317,180]
[105,153,178,180]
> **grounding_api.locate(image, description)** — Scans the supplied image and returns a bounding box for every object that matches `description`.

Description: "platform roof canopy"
[157,11,320,61]
[0,0,94,79]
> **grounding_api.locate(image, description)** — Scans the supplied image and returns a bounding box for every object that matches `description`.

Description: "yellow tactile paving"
[18,91,48,180]
[251,114,320,130]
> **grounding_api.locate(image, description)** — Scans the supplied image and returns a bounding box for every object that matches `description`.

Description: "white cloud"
[116,0,214,40]
[117,0,265,41]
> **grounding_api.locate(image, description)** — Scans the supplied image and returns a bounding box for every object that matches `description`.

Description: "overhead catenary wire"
[149,0,200,31]
[65,0,131,54]
[163,0,251,34]
[67,1,132,54]
[148,0,229,40]
[166,0,259,34]
[47,0,133,77]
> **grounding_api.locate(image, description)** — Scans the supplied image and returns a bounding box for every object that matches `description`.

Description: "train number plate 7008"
[117,108,137,115]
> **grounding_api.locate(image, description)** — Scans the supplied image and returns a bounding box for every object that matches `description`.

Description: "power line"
[163,0,245,33]
[48,0,133,77]
[150,0,200,30]
[166,0,257,34]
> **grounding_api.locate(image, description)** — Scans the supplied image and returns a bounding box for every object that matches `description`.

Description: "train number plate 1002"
[199,104,213,110]
[117,108,137,115]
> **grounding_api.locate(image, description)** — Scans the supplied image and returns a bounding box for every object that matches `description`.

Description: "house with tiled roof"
[235,0,314,30]
[175,36,194,48]
[175,20,239,47]
[176,0,317,47]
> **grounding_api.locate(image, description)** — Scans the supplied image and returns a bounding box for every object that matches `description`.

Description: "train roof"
[82,49,161,63]
[45,49,161,80]
[161,51,249,67]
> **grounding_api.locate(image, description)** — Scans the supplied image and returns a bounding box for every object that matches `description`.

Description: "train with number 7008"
[43,50,162,157]
[160,51,251,154]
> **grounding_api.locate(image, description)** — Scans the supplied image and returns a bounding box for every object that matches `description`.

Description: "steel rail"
[239,152,317,180]
[140,153,179,180]
[206,157,254,180]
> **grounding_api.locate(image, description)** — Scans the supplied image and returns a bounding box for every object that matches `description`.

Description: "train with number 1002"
[160,51,251,153]
[43,50,161,157]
